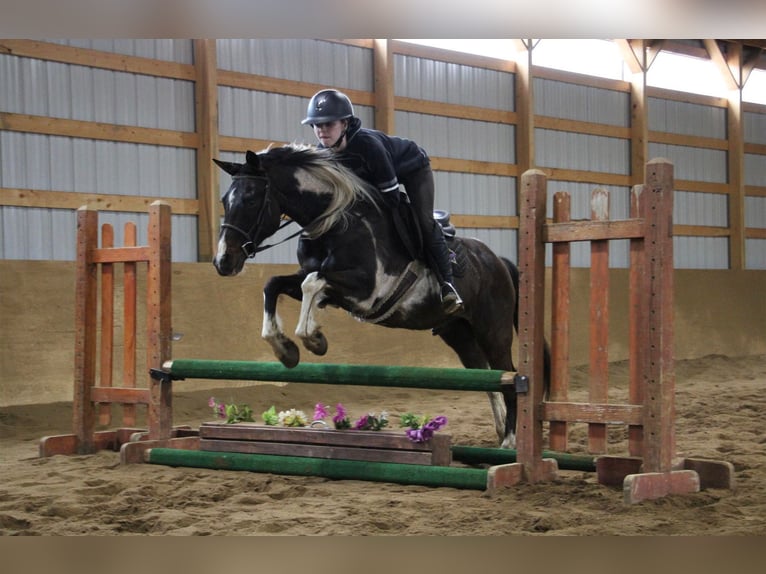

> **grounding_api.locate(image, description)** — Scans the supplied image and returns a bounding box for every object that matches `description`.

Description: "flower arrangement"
[209,398,446,443]
[208,397,254,424]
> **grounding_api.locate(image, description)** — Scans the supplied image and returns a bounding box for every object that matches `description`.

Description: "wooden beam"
[703,39,740,91]
[515,40,535,174]
[0,187,198,214]
[0,112,198,148]
[373,39,395,134]
[193,39,220,263]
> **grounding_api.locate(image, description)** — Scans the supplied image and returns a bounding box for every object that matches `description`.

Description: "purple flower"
[208,397,217,408]
[353,415,370,430]
[313,402,329,421]
[333,403,347,424]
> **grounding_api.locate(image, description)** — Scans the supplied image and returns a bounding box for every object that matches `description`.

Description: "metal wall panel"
[396,110,515,163]
[217,39,373,92]
[648,97,726,138]
[534,78,630,126]
[744,110,766,144]
[0,54,195,131]
[648,143,727,183]
[44,39,194,63]
[458,227,517,262]
[745,239,766,270]
[0,132,196,198]
[675,191,728,227]
[0,207,196,261]
[745,153,766,187]
[536,129,630,174]
[432,171,515,216]
[745,196,766,229]
[394,54,515,111]
[674,236,729,269]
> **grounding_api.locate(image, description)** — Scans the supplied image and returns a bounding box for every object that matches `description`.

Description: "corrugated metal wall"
[534,78,632,267]
[1,40,765,269]
[0,39,198,261]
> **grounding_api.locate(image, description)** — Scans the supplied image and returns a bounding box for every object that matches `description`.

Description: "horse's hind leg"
[295,271,329,356]
[436,321,507,445]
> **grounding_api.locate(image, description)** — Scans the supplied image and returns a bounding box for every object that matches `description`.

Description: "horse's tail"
[502,256,551,400]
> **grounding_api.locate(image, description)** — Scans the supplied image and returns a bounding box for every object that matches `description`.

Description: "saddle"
[390,205,465,278]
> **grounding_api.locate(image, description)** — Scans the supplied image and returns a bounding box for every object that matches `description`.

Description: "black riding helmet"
[301,89,354,125]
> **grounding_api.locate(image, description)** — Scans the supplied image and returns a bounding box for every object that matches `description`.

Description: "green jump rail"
[161,359,521,393]
[145,448,490,490]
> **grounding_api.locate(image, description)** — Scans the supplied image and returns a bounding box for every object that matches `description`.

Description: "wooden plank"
[0,39,196,80]
[200,438,436,466]
[73,207,99,454]
[193,39,220,263]
[90,246,150,263]
[542,402,643,425]
[0,112,198,148]
[588,188,610,454]
[673,225,731,237]
[549,191,571,452]
[642,159,676,473]
[122,222,138,426]
[649,130,729,151]
[398,96,517,125]
[595,456,643,487]
[542,167,631,187]
[90,387,151,404]
[98,224,114,427]
[536,115,630,139]
[544,219,645,242]
[450,214,519,229]
[516,168,548,481]
[0,187,199,214]
[628,186,646,456]
[374,40,395,134]
[146,202,173,441]
[430,157,518,177]
[200,423,450,453]
[623,470,699,504]
[122,436,201,465]
[681,458,736,490]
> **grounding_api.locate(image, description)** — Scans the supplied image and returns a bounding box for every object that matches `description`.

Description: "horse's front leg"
[294,271,328,357]
[262,273,305,368]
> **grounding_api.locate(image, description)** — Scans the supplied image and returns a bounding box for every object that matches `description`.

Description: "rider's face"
[312,120,346,150]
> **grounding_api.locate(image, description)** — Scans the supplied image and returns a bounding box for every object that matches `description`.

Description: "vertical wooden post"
[73,207,99,454]
[588,188,610,453]
[517,169,548,481]
[146,201,173,440]
[194,38,220,263]
[628,185,646,456]
[98,223,114,427]
[549,192,570,452]
[514,40,535,174]
[642,159,675,472]
[122,222,138,426]
[373,39,395,134]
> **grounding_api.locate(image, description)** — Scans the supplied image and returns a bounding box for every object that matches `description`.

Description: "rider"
[301,88,464,315]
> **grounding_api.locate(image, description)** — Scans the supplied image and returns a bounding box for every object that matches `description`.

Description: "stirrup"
[440,282,464,314]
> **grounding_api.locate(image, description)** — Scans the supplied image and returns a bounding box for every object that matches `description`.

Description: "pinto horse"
[213,144,548,448]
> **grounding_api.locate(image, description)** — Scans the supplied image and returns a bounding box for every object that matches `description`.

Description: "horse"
[212,144,549,448]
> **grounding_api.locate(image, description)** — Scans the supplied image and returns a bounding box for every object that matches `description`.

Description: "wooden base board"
[198,422,452,466]
[623,470,700,504]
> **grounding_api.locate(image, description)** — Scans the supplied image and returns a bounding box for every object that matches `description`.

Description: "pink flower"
[313,402,329,421]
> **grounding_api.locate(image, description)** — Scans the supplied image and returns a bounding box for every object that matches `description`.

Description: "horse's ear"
[212,158,241,176]
[245,150,261,168]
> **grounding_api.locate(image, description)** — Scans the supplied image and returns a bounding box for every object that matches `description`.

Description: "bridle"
[220,174,300,258]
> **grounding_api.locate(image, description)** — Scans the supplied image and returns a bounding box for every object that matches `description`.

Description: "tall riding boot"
[428,223,463,314]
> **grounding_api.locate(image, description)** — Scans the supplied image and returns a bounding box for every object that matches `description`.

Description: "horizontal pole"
[145,448,489,490]
[544,219,645,243]
[164,359,515,392]
[451,445,596,472]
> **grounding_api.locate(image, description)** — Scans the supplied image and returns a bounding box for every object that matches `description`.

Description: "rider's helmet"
[301,89,354,125]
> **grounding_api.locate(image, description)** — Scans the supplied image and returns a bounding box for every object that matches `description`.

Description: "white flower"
[277,408,308,427]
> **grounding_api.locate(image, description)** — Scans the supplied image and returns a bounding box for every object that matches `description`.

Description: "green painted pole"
[165,359,512,392]
[146,448,490,490]
[451,445,596,472]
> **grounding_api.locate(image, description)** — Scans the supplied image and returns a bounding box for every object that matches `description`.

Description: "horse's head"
[212,150,283,276]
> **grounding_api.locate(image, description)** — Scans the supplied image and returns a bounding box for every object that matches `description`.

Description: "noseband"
[220,174,297,258]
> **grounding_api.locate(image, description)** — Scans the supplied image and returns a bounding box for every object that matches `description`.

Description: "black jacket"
[325,117,430,194]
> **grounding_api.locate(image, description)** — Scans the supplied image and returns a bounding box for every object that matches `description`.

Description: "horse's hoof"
[277,340,300,368]
[302,332,328,356]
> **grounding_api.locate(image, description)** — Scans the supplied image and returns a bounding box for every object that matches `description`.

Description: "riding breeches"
[400,166,454,284]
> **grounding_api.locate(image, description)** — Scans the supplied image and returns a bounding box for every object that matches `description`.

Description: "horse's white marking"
[487,391,508,445]
[296,272,327,341]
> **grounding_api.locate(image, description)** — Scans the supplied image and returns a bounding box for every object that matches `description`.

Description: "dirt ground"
[1,353,764,536]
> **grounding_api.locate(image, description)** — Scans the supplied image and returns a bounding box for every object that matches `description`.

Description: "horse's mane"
[262,143,380,238]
